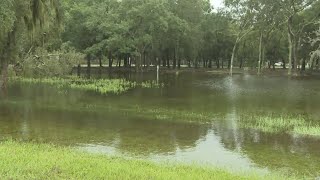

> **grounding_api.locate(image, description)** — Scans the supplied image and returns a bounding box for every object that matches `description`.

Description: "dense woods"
[0,0,320,87]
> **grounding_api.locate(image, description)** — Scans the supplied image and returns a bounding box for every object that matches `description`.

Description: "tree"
[309,27,320,70]
[0,0,61,94]
[279,0,320,75]
[225,0,255,75]
[253,0,285,74]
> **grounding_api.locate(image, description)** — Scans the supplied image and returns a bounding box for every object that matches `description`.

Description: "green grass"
[239,115,320,137]
[10,77,164,95]
[0,141,290,180]
[293,126,320,137]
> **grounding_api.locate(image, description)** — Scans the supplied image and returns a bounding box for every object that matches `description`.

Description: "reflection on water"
[1,72,320,176]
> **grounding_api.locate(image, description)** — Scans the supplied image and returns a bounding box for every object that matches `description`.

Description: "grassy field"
[0,141,290,180]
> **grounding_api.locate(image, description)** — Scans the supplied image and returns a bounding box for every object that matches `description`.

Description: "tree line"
[1,0,320,89]
[62,0,320,75]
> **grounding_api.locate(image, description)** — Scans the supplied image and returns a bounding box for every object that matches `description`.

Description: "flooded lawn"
[1,72,320,177]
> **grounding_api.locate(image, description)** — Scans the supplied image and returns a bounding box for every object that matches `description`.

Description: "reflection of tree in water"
[0,105,22,139]
[214,120,320,177]
[209,76,320,177]
[114,118,210,155]
[0,105,210,156]
[240,133,320,177]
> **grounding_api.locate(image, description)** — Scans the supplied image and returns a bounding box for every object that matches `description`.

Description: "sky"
[210,0,224,8]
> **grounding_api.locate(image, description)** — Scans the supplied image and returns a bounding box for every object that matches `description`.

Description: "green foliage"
[20,46,84,77]
[0,0,15,40]
[61,0,235,68]
[1,0,320,73]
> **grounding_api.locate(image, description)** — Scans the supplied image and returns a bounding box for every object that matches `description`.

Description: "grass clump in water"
[240,114,320,137]
[69,79,135,95]
[293,126,320,137]
[0,141,288,180]
[141,80,164,88]
[10,77,141,95]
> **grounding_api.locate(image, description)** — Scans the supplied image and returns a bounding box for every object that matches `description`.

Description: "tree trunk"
[310,51,318,70]
[77,64,81,77]
[173,48,177,69]
[301,58,306,71]
[208,59,212,68]
[258,32,263,75]
[287,16,297,76]
[108,52,113,68]
[0,60,8,97]
[124,55,127,67]
[292,37,297,73]
[99,55,103,67]
[272,61,275,70]
[136,52,142,72]
[178,58,181,69]
[87,55,91,78]
[143,52,146,67]
[166,52,170,68]
[1,26,16,96]
[230,41,238,75]
[288,32,293,75]
[282,59,286,69]
[162,56,166,67]
[146,54,150,69]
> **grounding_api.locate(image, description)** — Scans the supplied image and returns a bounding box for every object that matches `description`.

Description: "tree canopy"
[1,0,320,83]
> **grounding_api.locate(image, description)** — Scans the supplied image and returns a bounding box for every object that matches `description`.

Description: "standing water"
[1,72,320,177]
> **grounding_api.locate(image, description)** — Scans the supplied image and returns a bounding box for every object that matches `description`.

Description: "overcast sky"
[210,0,224,8]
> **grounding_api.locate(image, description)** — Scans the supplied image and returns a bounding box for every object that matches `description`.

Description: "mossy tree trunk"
[1,27,16,97]
[0,59,8,97]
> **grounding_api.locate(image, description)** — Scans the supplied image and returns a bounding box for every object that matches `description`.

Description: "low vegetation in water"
[10,77,163,95]
[239,115,320,137]
[141,80,165,88]
[0,141,290,180]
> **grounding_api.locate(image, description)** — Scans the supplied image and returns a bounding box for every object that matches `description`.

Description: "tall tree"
[279,0,320,75]
[0,0,61,94]
[225,0,255,75]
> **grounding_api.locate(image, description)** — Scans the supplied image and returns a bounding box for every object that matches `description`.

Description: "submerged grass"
[10,77,163,95]
[240,114,320,137]
[293,126,320,137]
[0,141,289,180]
[122,105,213,123]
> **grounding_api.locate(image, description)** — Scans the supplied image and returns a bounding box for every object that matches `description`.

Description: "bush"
[19,45,84,78]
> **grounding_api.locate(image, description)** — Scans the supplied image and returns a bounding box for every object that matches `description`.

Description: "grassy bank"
[0,141,286,180]
[240,115,320,137]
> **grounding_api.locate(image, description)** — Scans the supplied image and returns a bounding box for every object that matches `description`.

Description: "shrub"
[19,45,84,78]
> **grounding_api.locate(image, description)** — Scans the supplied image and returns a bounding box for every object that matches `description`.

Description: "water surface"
[1,72,320,177]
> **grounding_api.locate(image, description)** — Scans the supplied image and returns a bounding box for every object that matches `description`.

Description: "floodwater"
[1,72,320,177]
